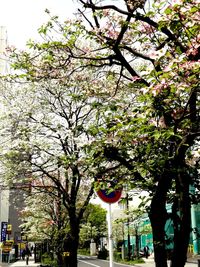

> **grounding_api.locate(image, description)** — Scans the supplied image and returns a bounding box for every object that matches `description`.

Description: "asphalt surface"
[0,255,199,267]
[77,255,200,267]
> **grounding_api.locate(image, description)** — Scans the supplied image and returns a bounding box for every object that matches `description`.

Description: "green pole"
[191,204,198,254]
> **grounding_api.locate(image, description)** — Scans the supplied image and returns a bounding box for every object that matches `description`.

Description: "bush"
[132,258,145,264]
[97,248,108,259]
[114,251,121,261]
[78,248,90,256]
[41,252,57,267]
[116,258,145,265]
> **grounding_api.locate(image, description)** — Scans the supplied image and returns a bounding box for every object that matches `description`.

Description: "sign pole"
[108,203,113,267]
[96,182,122,267]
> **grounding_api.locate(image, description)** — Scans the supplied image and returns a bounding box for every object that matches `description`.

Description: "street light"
[126,192,131,261]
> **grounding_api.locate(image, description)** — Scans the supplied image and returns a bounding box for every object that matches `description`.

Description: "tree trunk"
[56,251,63,267]
[135,228,140,259]
[170,171,191,267]
[149,172,172,267]
[64,236,79,267]
[65,211,80,267]
[150,200,168,267]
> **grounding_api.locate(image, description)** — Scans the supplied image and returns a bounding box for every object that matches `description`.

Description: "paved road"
[78,255,199,267]
[0,255,198,267]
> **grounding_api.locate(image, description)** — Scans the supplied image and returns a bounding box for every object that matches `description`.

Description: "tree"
[28,0,200,266]
[72,1,199,267]
[2,0,199,266]
[19,186,69,258]
[80,203,107,248]
[0,58,122,267]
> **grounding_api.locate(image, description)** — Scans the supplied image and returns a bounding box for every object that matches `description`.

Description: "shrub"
[114,251,121,261]
[41,252,57,267]
[78,248,90,256]
[97,248,108,259]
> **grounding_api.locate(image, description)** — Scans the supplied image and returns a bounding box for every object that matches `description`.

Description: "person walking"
[144,245,150,259]
[22,249,26,260]
[25,246,31,265]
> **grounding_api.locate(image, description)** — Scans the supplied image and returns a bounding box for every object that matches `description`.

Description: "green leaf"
[164,8,172,15]
[190,6,199,13]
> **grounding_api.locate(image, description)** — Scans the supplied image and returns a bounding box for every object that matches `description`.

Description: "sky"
[0,0,79,49]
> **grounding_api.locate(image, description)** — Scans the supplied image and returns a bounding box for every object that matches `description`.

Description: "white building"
[0,26,8,75]
[0,26,10,242]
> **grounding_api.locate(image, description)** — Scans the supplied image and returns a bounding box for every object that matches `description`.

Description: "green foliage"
[79,203,107,247]
[77,248,90,256]
[86,203,107,228]
[115,257,145,265]
[114,251,121,261]
[41,252,57,267]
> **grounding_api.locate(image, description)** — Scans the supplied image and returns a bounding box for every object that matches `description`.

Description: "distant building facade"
[0,26,8,74]
[112,191,200,257]
[0,26,10,244]
[0,26,24,253]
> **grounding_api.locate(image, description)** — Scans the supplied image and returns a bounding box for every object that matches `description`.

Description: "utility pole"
[108,204,114,267]
[126,193,131,260]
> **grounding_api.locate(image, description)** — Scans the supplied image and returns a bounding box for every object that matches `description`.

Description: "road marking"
[79,260,100,267]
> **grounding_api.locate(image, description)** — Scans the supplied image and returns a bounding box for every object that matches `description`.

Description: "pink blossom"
[131,76,141,82]
[148,50,161,60]
[107,29,119,38]
[171,0,183,5]
[139,23,155,34]
[103,10,109,16]
[151,80,168,96]
[186,47,199,56]
[164,64,172,72]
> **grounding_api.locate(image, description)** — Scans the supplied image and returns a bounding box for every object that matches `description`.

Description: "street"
[0,255,198,267]
[77,255,198,267]
[78,255,144,267]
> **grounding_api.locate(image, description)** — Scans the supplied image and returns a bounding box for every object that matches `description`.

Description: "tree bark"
[149,171,172,267]
[64,236,79,267]
[170,170,191,267]
[65,209,80,267]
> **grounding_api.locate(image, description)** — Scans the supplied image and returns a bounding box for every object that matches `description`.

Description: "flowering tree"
[34,0,200,266]
[71,1,199,267]
[0,60,127,266]
[19,184,69,261]
[1,0,199,266]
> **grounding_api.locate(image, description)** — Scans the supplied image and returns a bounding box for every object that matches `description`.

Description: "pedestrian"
[22,249,26,260]
[25,246,31,265]
[144,245,150,259]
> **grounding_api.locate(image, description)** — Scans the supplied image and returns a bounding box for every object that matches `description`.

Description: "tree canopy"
[0,0,199,266]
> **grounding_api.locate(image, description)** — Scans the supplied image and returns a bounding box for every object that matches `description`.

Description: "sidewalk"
[0,256,40,267]
[133,256,199,267]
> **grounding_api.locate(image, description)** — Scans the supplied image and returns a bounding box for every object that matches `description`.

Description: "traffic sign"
[97,187,122,203]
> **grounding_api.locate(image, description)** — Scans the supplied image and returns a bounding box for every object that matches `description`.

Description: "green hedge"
[41,252,57,267]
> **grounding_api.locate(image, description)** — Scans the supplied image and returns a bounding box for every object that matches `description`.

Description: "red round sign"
[97,188,122,203]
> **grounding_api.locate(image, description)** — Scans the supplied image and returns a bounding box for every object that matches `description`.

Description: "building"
[0,26,26,261]
[0,26,10,244]
[0,26,8,74]
[111,190,200,258]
